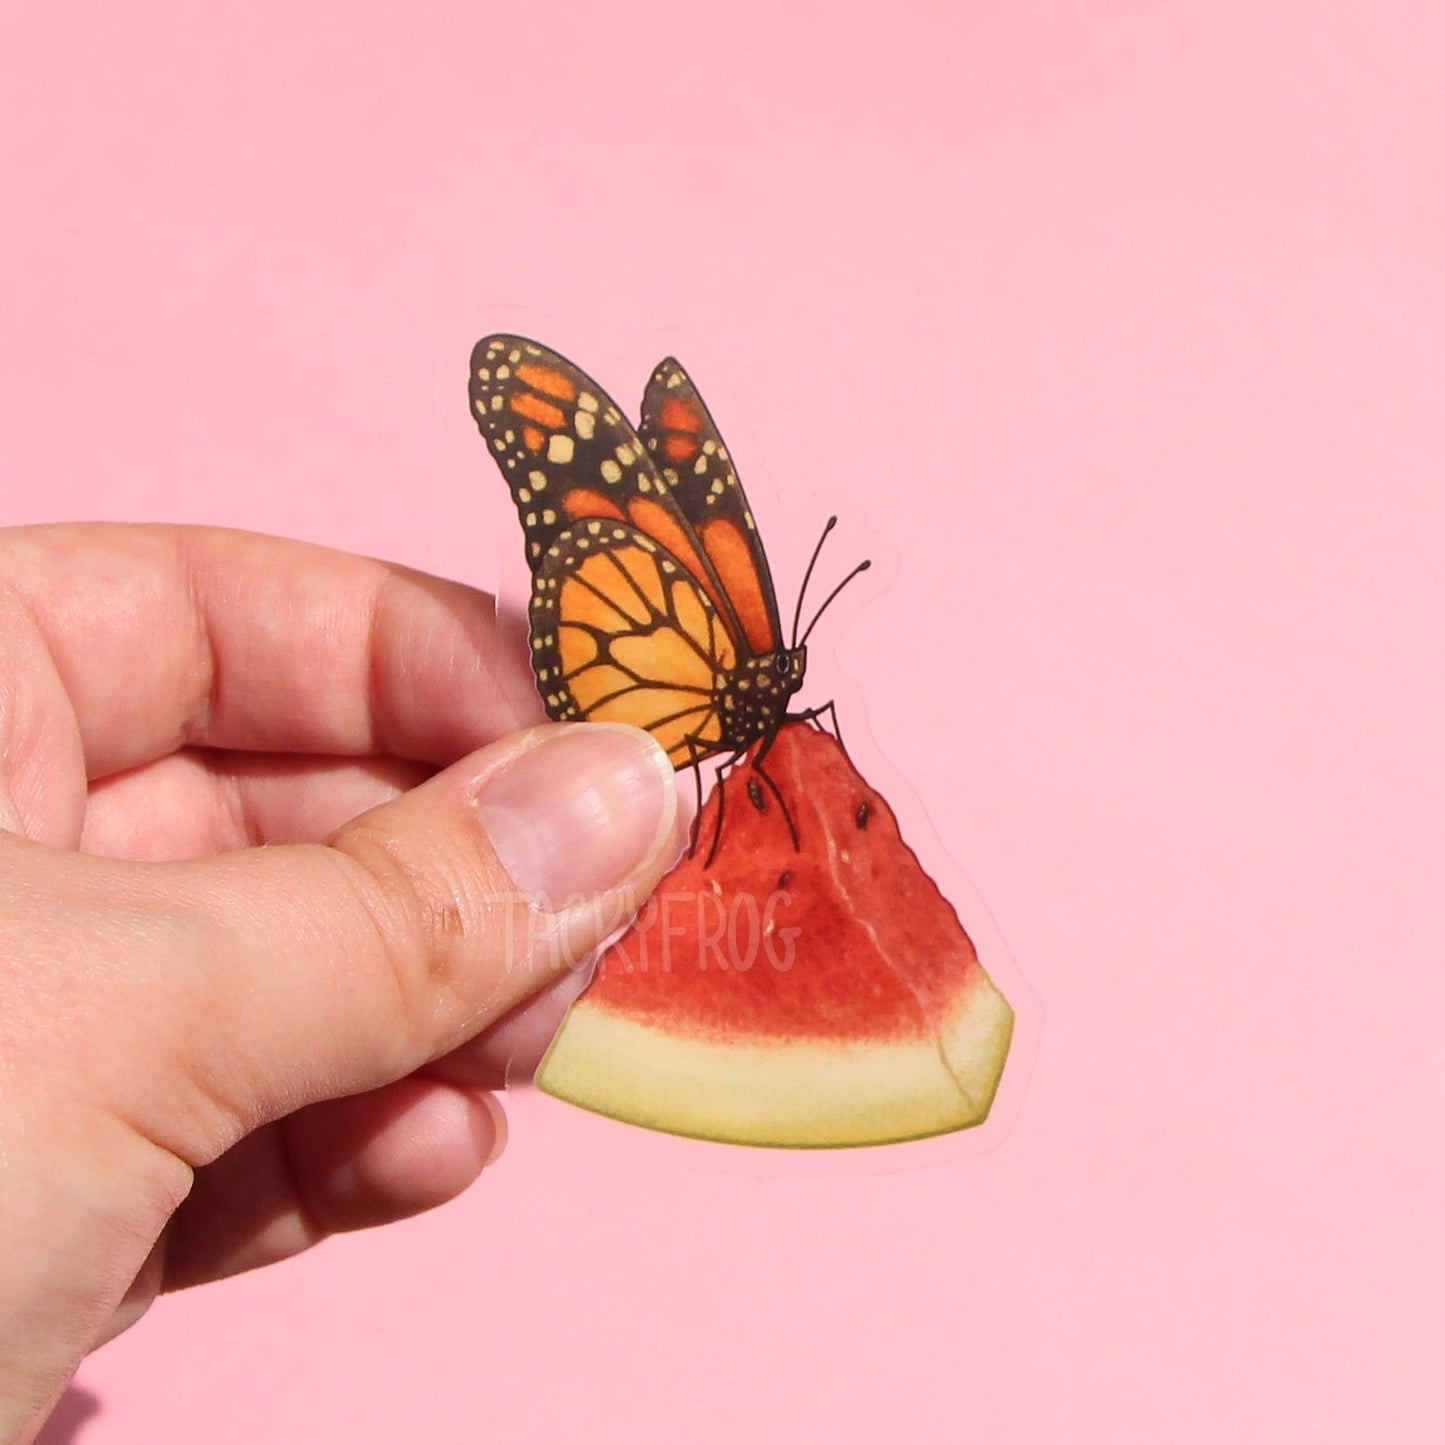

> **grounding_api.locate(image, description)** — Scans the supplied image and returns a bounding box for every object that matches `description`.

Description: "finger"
[19,723,679,1171]
[1,523,544,780]
[81,750,433,860]
[160,1080,505,1291]
[427,962,597,1091]
[87,755,650,1087]
[87,756,636,1093]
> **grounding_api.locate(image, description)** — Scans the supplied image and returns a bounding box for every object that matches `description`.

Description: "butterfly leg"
[701,762,727,869]
[751,758,802,853]
[683,742,706,859]
[701,747,749,870]
[786,699,847,757]
[753,724,780,770]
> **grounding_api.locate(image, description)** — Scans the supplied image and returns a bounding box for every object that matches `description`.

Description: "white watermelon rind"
[534,971,1014,1149]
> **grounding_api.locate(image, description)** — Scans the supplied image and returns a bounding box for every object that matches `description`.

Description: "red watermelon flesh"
[535,722,1013,1147]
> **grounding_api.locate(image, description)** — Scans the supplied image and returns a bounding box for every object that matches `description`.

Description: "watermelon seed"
[777,869,792,890]
[747,777,766,811]
[855,800,871,829]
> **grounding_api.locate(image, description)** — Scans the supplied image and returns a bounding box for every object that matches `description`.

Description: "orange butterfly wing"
[471,336,804,771]
[639,358,785,657]
[470,336,747,648]
[529,518,736,767]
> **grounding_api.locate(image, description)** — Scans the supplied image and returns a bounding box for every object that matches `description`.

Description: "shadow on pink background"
[4,2,1442,1441]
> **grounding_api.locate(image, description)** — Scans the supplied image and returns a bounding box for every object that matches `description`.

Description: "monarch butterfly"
[469,335,865,844]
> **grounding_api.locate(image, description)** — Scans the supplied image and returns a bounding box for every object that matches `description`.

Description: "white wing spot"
[600,459,623,483]
[578,391,599,413]
[542,508,557,524]
[547,433,575,465]
[496,365,511,380]
[575,410,595,439]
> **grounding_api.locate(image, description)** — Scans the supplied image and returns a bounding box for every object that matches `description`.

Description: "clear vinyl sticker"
[467,330,1036,1168]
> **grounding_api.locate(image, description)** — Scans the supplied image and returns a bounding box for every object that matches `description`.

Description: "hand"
[0,524,680,1443]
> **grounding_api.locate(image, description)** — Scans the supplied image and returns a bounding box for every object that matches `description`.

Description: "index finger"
[2,523,544,778]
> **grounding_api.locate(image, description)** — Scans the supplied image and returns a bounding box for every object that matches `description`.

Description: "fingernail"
[476,1091,509,1167]
[477,725,677,910]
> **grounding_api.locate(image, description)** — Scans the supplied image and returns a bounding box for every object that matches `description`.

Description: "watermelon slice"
[535,722,1013,1147]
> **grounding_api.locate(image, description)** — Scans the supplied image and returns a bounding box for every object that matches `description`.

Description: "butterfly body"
[471,335,806,770]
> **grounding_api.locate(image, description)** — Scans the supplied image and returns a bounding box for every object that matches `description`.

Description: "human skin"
[0,524,681,1444]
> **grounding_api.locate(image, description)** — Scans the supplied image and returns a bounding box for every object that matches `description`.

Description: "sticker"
[469,333,1033,1155]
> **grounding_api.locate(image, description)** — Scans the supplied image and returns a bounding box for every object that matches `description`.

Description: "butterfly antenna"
[790,516,838,648]
[799,559,872,647]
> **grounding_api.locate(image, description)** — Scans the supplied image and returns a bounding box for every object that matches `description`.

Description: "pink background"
[5,2,1443,1440]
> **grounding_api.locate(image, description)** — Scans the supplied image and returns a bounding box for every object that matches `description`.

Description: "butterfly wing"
[470,336,753,654]
[639,357,785,657]
[531,518,735,767]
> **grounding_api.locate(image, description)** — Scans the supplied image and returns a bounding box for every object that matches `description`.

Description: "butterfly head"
[727,646,807,747]
[741,646,806,701]
[776,644,807,696]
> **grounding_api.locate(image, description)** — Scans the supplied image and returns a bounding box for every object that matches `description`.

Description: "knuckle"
[328,816,510,1033]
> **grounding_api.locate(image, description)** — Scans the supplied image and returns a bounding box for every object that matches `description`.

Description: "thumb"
[60,723,679,1166]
